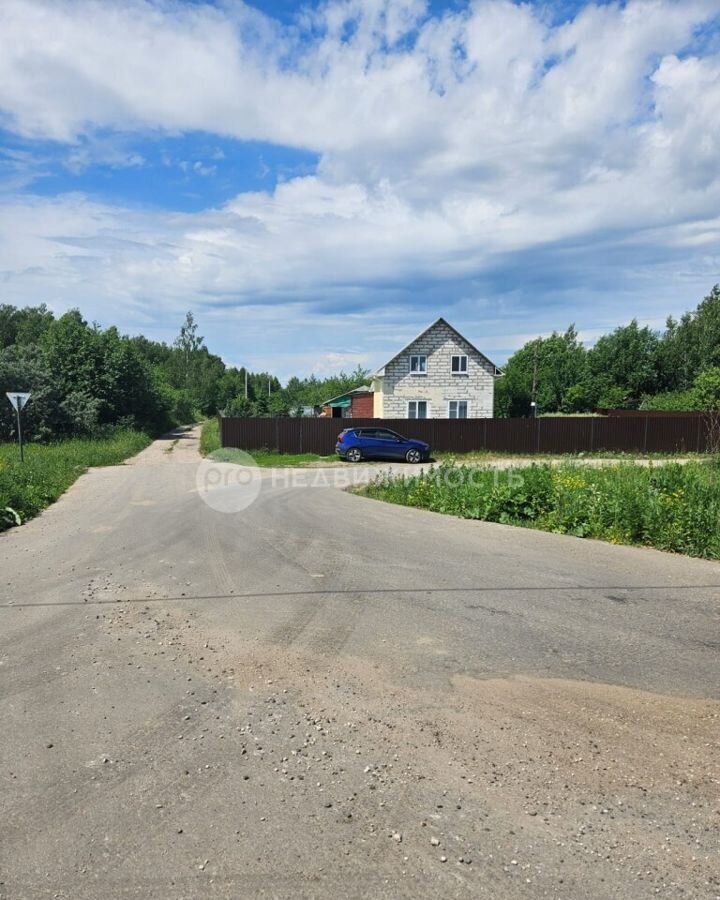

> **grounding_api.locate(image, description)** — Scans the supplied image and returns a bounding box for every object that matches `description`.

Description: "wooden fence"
[219,415,714,456]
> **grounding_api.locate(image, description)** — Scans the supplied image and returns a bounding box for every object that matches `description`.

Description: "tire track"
[268,596,326,647]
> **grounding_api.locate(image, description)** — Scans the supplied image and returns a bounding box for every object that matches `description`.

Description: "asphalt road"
[1,428,719,900]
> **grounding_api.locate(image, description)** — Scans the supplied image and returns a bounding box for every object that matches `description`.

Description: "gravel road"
[1,427,718,899]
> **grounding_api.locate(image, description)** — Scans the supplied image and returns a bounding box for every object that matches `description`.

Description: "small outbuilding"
[320,386,374,419]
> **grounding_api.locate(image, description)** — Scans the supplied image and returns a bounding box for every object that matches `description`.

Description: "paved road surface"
[1,428,719,899]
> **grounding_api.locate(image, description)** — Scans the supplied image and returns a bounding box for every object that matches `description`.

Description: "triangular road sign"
[6,392,31,411]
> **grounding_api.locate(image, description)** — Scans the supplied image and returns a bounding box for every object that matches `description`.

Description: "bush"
[363,460,720,559]
[640,390,698,411]
[200,419,221,456]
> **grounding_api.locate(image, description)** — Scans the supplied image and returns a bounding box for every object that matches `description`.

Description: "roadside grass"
[432,449,711,463]
[201,421,335,466]
[361,459,720,559]
[199,418,222,456]
[0,429,151,530]
[209,447,336,467]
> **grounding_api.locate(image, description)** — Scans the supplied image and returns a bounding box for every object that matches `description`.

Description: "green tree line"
[3,283,718,442]
[496,285,720,416]
[0,306,369,441]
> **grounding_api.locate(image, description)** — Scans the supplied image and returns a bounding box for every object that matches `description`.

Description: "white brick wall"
[379,321,495,418]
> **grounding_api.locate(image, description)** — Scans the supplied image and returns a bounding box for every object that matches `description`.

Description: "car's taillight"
[337,433,344,442]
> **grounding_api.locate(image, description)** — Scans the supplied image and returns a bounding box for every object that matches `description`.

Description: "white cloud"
[0,0,719,376]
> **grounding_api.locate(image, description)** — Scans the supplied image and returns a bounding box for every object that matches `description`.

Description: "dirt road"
[1,428,718,899]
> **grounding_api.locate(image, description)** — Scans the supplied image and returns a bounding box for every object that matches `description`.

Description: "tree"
[0,344,67,440]
[659,285,720,389]
[584,321,661,409]
[495,327,587,417]
[224,395,253,417]
[173,311,204,388]
[41,310,105,415]
[191,349,226,416]
[693,367,720,411]
[0,302,289,436]
[15,304,54,346]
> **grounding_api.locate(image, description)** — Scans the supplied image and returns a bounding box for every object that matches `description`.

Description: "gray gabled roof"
[375,317,501,376]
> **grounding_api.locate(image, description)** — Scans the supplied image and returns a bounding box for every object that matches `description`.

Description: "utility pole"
[268,377,271,397]
[530,344,538,418]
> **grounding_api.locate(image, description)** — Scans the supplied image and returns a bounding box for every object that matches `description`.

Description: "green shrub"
[363,460,720,559]
[200,419,221,456]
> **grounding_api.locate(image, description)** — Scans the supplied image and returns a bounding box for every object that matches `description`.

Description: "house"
[320,386,374,419]
[371,318,500,419]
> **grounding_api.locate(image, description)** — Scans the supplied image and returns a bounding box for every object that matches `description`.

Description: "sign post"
[6,392,31,462]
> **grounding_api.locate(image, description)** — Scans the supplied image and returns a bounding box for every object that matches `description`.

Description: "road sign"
[6,392,31,462]
[6,392,31,411]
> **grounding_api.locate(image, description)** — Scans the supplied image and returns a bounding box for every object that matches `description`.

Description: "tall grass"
[0,429,150,530]
[363,460,720,559]
[200,418,221,456]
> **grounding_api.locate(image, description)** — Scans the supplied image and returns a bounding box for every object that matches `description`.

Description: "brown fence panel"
[276,418,299,454]
[220,417,276,451]
[592,417,645,452]
[219,415,713,456]
[425,419,485,453]
[483,418,536,453]
[537,417,594,454]
[644,416,702,453]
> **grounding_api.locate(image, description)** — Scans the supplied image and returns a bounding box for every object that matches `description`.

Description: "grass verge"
[361,459,720,559]
[0,429,151,530]
[201,421,335,466]
[209,447,335,467]
[432,450,711,464]
[199,418,221,456]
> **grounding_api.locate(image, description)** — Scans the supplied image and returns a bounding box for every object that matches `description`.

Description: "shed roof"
[321,385,373,406]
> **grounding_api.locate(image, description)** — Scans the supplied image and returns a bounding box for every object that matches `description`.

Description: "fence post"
[299,417,303,455]
[536,417,541,454]
[643,417,648,454]
[590,417,595,453]
[696,416,702,452]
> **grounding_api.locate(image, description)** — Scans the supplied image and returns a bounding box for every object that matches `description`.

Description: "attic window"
[410,354,427,374]
[451,355,468,374]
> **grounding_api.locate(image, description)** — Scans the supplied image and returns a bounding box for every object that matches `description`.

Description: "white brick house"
[372,318,500,419]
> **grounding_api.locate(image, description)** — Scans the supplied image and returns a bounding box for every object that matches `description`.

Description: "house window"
[451,355,468,374]
[409,354,427,374]
[448,400,468,418]
[408,400,428,419]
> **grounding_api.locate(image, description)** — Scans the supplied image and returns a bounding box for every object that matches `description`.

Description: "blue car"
[336,427,431,463]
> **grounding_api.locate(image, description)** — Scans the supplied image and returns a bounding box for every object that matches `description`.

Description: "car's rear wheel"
[346,447,362,463]
[405,448,422,464]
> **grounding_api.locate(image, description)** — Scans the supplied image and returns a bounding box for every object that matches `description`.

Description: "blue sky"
[1,129,319,212]
[1,0,719,379]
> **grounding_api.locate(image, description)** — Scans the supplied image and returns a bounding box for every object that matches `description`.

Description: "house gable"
[375,319,497,419]
[376,317,499,377]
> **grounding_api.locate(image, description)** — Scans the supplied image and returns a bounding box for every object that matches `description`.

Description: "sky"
[0,0,719,380]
